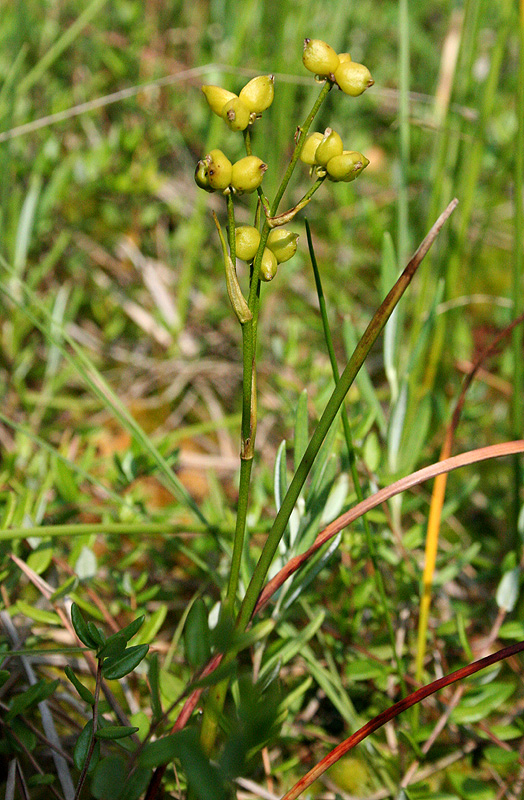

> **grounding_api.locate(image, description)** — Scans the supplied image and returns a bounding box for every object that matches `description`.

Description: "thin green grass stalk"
[0,264,210,527]
[398,0,411,269]
[237,200,457,632]
[0,521,216,542]
[225,191,251,610]
[305,220,407,698]
[18,0,111,95]
[512,0,524,536]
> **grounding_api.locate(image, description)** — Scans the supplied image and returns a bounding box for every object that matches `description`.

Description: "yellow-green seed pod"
[338,52,352,64]
[235,226,261,261]
[201,85,237,116]
[195,159,214,192]
[260,248,278,282]
[300,132,324,165]
[231,156,267,194]
[334,61,374,97]
[302,38,340,77]
[326,150,370,182]
[221,97,251,131]
[239,75,275,114]
[315,128,344,167]
[267,229,298,263]
[206,149,233,190]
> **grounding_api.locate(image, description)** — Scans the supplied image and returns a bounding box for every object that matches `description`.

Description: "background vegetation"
[0,0,523,798]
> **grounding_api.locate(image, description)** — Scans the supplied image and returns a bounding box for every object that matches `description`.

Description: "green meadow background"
[1,0,523,798]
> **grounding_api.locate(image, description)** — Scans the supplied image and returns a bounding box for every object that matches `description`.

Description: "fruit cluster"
[300,127,370,183]
[194,38,374,307]
[195,150,267,195]
[235,226,298,282]
[302,39,374,96]
[202,75,275,132]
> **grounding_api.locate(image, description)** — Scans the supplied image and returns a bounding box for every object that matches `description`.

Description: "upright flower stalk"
[193,38,373,756]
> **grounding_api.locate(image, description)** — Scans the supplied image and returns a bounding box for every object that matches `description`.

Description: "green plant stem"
[237,200,457,632]
[398,0,411,268]
[199,79,334,759]
[72,659,102,800]
[305,220,407,697]
[0,521,224,542]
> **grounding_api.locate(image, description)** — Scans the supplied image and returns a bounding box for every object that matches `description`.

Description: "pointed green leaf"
[184,598,211,668]
[64,666,95,705]
[6,679,59,721]
[16,600,61,626]
[87,621,106,648]
[71,602,98,648]
[74,719,94,771]
[94,725,139,740]
[96,634,127,661]
[91,756,127,799]
[102,644,149,680]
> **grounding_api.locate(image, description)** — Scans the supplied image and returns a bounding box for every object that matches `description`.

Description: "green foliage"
[0,1,523,799]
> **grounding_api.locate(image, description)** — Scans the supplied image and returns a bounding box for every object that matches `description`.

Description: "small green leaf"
[27,539,53,575]
[148,653,162,721]
[55,458,80,503]
[87,621,106,647]
[184,598,211,668]
[7,679,59,721]
[74,719,94,771]
[94,725,139,740]
[112,614,145,644]
[138,734,180,768]
[15,600,61,626]
[71,603,99,648]
[132,607,165,645]
[91,756,127,800]
[119,767,152,800]
[64,666,95,705]
[11,718,36,751]
[102,644,149,680]
[97,634,127,661]
[26,774,56,786]
[0,670,10,687]
[50,575,79,602]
